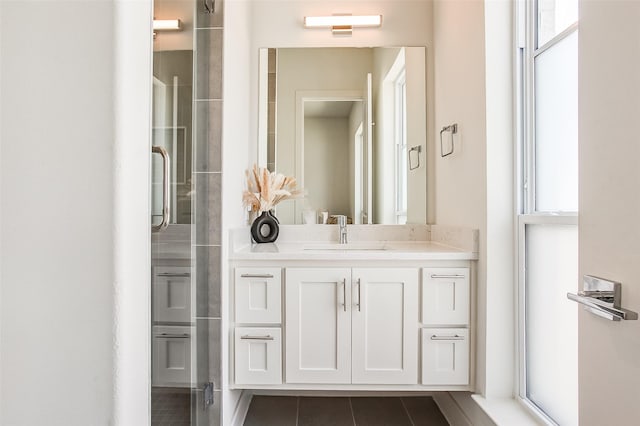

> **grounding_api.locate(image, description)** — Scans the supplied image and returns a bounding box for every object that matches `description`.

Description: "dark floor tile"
[402,397,449,426]
[351,397,412,426]
[244,396,298,426]
[298,397,354,426]
[152,388,191,426]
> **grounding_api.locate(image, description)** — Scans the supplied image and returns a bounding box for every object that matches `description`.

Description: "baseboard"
[230,390,253,426]
[434,392,496,426]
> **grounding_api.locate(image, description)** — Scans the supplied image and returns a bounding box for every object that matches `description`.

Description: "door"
[150,0,200,423]
[578,2,640,423]
[351,268,419,384]
[285,268,351,383]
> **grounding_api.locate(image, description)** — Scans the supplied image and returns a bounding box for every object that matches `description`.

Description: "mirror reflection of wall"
[258,47,427,225]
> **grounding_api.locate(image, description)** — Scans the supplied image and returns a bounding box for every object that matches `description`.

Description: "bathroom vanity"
[229,225,478,392]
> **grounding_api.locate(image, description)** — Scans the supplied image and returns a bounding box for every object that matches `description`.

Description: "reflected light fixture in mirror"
[303,15,382,36]
[153,19,182,31]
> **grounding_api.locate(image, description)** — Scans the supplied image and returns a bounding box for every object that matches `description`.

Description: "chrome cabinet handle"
[430,334,465,341]
[240,335,274,341]
[157,272,190,278]
[356,278,361,312]
[430,274,465,279]
[156,333,190,339]
[240,273,274,279]
[152,146,170,232]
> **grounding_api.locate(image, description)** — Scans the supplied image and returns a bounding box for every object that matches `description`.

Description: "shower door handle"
[152,146,170,232]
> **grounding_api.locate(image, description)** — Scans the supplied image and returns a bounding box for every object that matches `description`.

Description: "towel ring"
[440,123,458,157]
[408,145,422,170]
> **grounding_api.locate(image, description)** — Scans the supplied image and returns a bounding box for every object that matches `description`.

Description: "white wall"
[433,0,488,397]
[222,1,252,424]
[0,1,152,424]
[578,1,640,424]
[304,117,350,217]
[433,0,515,401]
[405,47,428,224]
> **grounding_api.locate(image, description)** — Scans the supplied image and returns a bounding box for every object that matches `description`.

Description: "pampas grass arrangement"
[242,164,303,213]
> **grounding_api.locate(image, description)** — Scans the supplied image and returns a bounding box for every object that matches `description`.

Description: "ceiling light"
[303,15,382,35]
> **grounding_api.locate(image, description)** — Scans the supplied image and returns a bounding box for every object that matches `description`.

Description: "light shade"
[303,15,382,28]
[153,19,182,31]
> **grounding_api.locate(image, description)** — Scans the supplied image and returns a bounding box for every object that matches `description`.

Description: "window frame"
[394,69,407,224]
[516,0,579,423]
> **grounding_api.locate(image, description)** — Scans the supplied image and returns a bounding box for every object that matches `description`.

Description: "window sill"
[470,395,546,426]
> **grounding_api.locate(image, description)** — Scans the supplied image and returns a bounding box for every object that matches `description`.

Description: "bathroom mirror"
[258,47,427,225]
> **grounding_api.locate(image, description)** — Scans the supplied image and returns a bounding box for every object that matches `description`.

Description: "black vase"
[250,211,280,243]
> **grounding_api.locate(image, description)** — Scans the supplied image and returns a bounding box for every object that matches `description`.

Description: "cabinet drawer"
[235,327,282,385]
[421,328,469,385]
[153,266,192,323]
[422,267,470,325]
[152,325,193,387]
[235,268,282,324]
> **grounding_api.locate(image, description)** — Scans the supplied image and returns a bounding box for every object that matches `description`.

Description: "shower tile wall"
[193,0,223,424]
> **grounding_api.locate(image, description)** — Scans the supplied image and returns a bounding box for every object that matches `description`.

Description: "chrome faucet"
[336,215,348,244]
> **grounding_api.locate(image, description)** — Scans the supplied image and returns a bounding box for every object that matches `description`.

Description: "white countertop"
[230,240,478,261]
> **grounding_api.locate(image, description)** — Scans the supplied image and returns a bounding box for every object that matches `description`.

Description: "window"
[395,71,407,224]
[517,0,578,424]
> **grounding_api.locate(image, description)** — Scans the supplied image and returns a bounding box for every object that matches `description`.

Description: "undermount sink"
[303,243,388,251]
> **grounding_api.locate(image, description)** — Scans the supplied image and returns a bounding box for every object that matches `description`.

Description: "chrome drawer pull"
[157,333,190,339]
[430,334,465,341]
[430,274,465,279]
[240,335,274,341]
[157,272,190,277]
[240,274,274,278]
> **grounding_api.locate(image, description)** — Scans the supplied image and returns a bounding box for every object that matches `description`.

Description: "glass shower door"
[150,5,196,424]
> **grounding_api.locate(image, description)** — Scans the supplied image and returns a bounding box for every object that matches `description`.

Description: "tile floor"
[243,396,449,426]
[151,388,191,426]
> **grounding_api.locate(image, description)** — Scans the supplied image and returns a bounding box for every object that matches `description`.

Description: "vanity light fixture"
[303,14,382,36]
[153,19,182,31]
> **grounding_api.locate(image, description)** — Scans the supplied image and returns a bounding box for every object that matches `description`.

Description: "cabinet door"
[235,268,282,324]
[235,327,282,385]
[153,266,192,323]
[285,268,351,384]
[422,328,469,385]
[152,325,192,387]
[352,268,419,384]
[422,267,470,325]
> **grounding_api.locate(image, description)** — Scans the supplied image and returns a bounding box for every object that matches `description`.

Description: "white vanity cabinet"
[421,267,471,386]
[153,266,192,323]
[233,268,283,385]
[285,268,419,384]
[351,268,419,384]
[285,268,352,383]
[230,244,476,391]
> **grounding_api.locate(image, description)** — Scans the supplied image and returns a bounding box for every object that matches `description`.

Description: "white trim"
[533,22,578,58]
[112,0,153,423]
[257,49,268,167]
[471,395,542,426]
[230,390,253,426]
[433,393,474,426]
